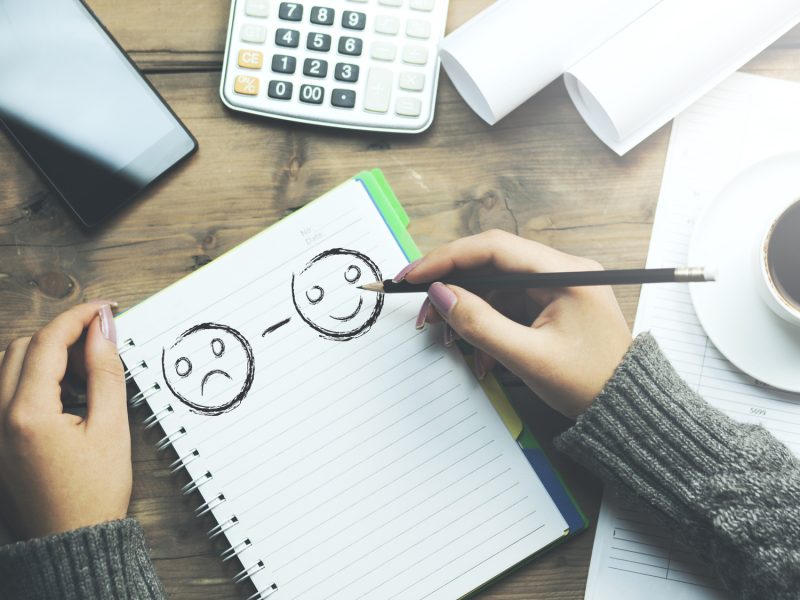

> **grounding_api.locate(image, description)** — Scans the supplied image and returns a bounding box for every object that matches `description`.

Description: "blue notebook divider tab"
[523,448,587,534]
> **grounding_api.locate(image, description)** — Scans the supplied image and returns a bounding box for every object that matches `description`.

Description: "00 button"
[300,84,324,104]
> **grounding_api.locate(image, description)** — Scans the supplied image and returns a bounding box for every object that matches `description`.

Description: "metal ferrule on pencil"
[674,266,717,282]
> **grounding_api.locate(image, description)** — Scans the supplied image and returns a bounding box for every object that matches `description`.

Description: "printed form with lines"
[584,72,800,600]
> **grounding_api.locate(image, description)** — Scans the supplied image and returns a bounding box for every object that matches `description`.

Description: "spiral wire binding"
[129,383,161,408]
[195,493,226,518]
[234,560,266,584]
[245,583,279,600]
[124,360,148,382]
[208,516,239,539]
[221,538,251,562]
[155,426,187,451]
[182,470,213,495]
[143,405,173,430]
[122,337,277,593]
[169,449,200,473]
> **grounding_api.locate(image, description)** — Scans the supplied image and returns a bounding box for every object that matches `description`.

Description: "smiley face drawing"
[161,323,255,416]
[291,248,385,341]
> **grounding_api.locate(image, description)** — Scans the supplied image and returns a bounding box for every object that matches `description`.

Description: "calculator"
[220,0,449,133]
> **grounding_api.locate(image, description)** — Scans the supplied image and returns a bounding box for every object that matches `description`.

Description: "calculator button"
[276,28,300,47]
[338,36,363,56]
[375,15,400,35]
[402,44,428,65]
[268,80,293,100]
[331,89,356,109]
[399,71,425,91]
[234,75,260,95]
[310,6,335,25]
[300,84,324,104]
[378,0,403,6]
[364,68,392,112]
[241,24,267,43]
[334,62,359,82]
[342,11,367,30]
[272,54,296,73]
[396,97,421,117]
[303,58,328,77]
[406,19,431,39]
[409,0,434,10]
[307,32,332,52]
[371,41,396,61]
[238,49,264,69]
[245,0,270,18]
[278,2,303,21]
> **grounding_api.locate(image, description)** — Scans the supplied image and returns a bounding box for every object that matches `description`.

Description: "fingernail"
[91,299,119,309]
[415,297,430,330]
[443,324,460,347]
[99,304,117,344]
[474,352,487,380]
[392,258,423,283]
[427,282,457,317]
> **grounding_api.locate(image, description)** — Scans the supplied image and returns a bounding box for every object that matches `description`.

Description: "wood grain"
[1,1,799,598]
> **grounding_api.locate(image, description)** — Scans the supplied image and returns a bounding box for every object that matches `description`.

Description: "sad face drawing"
[161,249,385,416]
[291,248,384,341]
[161,323,255,415]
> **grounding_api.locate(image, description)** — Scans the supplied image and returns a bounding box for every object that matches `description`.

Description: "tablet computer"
[0,0,198,227]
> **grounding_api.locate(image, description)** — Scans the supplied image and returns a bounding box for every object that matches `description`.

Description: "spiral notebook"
[117,170,586,600]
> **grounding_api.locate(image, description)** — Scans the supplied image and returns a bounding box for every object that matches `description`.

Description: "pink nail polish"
[90,299,119,308]
[415,297,430,330]
[427,282,457,317]
[474,352,487,380]
[99,305,117,344]
[443,324,459,347]
[392,258,423,283]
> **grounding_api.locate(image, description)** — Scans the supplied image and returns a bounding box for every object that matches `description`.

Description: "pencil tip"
[359,282,385,292]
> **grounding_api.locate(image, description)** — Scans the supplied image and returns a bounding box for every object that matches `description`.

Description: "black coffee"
[767,199,800,310]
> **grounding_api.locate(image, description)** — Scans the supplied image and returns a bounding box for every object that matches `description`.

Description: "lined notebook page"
[584,72,800,600]
[117,178,568,600]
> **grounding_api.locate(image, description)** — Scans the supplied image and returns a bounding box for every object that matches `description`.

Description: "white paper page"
[584,72,800,599]
[565,0,800,155]
[438,0,661,125]
[117,178,569,600]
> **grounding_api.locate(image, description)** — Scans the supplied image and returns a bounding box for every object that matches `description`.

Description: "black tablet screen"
[0,0,197,226]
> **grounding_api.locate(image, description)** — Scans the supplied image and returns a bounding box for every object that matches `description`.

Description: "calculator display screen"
[0,0,197,227]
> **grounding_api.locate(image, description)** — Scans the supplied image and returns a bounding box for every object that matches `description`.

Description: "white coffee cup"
[756,197,800,326]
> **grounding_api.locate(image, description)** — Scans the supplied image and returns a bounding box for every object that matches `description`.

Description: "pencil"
[359,266,716,294]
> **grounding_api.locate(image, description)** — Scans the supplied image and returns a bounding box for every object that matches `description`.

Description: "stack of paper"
[584,72,800,599]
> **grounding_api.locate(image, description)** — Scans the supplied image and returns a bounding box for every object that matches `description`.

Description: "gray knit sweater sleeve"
[0,518,167,600]
[555,332,800,599]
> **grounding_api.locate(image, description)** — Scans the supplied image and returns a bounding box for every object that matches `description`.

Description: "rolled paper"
[438,0,659,125]
[440,0,800,155]
[565,0,800,154]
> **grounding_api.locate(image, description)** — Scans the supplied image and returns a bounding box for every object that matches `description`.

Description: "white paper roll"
[438,0,661,125]
[564,0,800,154]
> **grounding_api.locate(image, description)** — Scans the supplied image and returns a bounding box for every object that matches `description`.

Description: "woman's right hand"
[400,230,633,418]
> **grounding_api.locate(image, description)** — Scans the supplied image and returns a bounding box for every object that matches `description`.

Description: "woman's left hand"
[0,302,131,541]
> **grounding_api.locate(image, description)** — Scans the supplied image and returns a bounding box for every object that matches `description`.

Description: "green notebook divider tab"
[356,169,420,262]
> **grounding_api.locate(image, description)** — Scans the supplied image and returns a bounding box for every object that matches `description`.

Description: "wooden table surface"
[1,2,799,598]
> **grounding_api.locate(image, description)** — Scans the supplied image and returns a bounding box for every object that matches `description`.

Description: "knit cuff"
[554,332,751,523]
[0,518,166,600]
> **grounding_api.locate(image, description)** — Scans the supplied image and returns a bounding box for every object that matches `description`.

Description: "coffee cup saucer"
[688,152,800,392]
